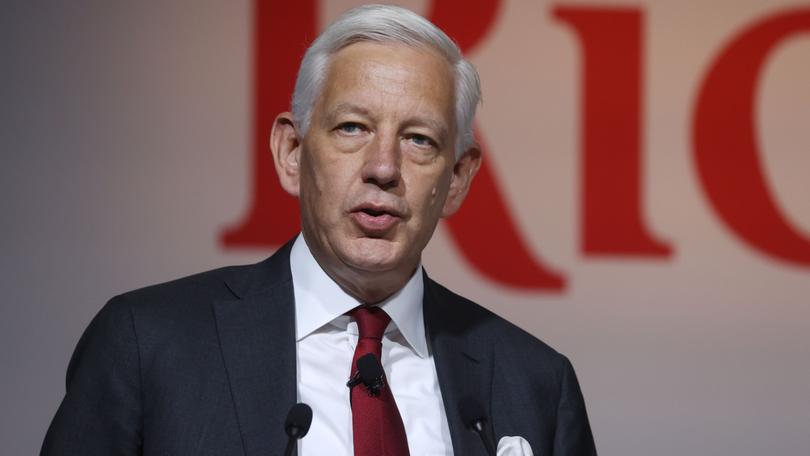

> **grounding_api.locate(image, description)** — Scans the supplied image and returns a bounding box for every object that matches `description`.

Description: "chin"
[341,237,404,272]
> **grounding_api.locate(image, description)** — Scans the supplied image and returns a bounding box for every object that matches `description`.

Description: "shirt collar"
[289,234,428,358]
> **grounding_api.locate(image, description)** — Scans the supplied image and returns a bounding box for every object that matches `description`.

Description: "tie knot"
[350,306,391,340]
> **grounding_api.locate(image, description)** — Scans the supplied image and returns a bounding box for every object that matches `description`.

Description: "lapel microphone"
[346,353,385,397]
[459,396,497,456]
[283,403,313,456]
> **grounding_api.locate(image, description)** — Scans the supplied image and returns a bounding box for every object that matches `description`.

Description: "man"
[42,5,596,455]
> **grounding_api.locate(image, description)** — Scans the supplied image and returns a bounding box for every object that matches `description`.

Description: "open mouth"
[351,205,402,234]
[360,208,388,217]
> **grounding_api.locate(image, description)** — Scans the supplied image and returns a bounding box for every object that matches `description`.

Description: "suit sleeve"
[552,355,597,455]
[40,296,143,456]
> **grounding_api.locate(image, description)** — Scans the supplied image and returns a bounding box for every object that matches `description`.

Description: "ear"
[270,112,302,197]
[441,145,482,217]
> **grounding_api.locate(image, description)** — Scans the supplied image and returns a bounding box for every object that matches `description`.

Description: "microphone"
[346,353,385,396]
[283,403,313,456]
[459,396,496,456]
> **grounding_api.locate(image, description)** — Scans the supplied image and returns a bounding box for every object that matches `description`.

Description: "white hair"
[291,4,481,158]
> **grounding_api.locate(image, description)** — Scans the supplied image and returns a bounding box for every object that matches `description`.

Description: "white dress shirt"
[290,234,453,455]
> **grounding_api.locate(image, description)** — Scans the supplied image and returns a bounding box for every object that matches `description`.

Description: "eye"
[407,133,437,149]
[336,122,365,135]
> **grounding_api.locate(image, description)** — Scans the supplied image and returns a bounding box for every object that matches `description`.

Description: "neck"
[331,269,414,304]
[306,245,417,305]
[325,260,418,304]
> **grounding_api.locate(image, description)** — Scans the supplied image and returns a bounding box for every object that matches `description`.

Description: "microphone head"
[357,353,385,396]
[458,396,487,429]
[284,403,313,439]
[357,353,384,383]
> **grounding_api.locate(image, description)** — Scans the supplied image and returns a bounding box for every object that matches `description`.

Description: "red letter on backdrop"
[220,1,314,246]
[694,8,810,265]
[554,7,672,257]
[429,0,566,290]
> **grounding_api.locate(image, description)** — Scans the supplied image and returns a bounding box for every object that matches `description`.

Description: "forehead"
[317,41,456,122]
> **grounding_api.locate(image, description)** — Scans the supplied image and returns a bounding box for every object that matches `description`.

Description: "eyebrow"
[323,103,371,125]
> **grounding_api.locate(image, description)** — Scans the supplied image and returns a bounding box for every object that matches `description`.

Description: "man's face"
[274,41,478,300]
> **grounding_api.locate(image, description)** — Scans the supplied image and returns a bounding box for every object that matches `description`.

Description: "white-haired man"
[42,5,596,455]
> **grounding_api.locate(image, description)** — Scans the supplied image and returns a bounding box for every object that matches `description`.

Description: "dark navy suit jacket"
[41,241,596,455]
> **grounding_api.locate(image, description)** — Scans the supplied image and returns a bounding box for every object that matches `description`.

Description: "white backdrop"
[2,1,809,454]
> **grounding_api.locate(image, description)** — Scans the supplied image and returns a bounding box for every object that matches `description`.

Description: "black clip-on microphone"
[284,403,313,456]
[346,353,385,398]
[459,396,497,456]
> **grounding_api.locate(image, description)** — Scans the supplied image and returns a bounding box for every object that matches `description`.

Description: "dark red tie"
[348,306,410,456]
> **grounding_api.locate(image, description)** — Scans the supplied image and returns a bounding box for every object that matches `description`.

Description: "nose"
[361,132,401,190]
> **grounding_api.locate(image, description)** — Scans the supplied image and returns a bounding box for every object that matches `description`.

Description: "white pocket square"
[496,435,534,456]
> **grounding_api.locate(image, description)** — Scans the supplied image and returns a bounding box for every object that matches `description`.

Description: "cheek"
[408,174,449,221]
[300,157,332,217]
[302,154,358,216]
[426,186,444,213]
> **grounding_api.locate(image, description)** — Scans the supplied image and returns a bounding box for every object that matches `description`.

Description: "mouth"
[350,204,403,236]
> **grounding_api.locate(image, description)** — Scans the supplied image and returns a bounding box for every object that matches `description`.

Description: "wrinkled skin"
[272,42,481,303]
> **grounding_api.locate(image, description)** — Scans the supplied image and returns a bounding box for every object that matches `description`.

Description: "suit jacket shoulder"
[42,243,298,456]
[425,277,597,455]
[427,277,562,356]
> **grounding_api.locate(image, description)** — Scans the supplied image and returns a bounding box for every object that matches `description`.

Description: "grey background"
[3,1,810,455]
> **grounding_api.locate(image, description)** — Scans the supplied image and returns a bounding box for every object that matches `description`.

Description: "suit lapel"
[213,244,297,456]
[211,248,496,455]
[424,275,495,456]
